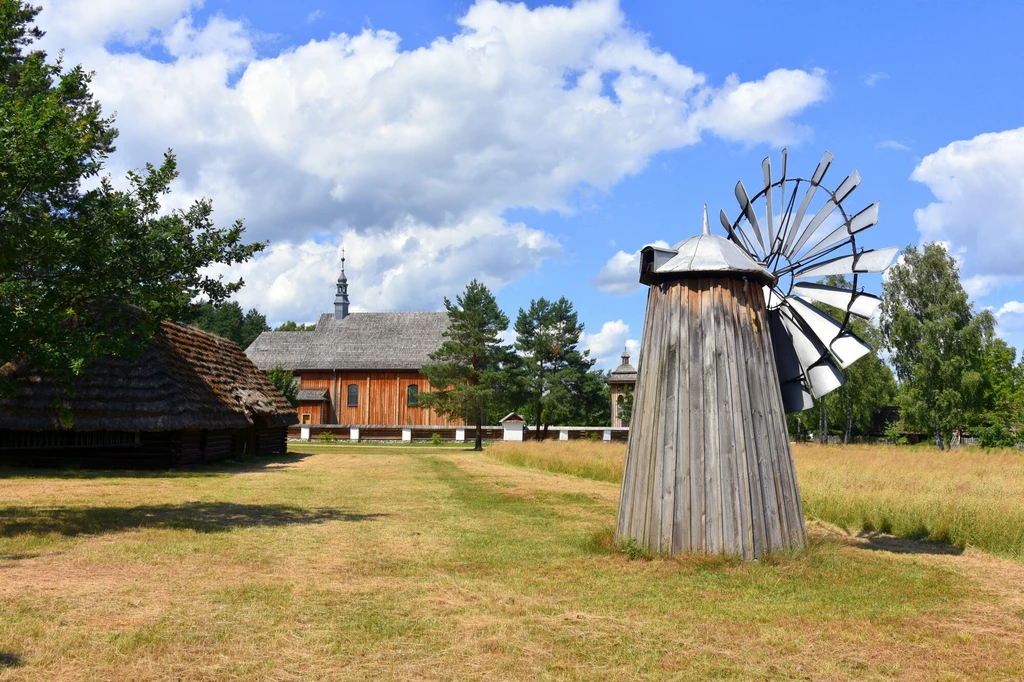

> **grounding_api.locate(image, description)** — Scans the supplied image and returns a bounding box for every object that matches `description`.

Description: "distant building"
[0,321,297,467]
[608,348,637,428]
[245,256,460,427]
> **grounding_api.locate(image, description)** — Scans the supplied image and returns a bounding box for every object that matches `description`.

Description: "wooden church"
[245,257,461,427]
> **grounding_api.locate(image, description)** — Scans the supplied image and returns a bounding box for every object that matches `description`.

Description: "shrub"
[430,433,443,445]
[317,431,338,443]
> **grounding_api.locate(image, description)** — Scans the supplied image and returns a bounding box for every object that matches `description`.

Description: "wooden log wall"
[615,277,806,559]
[296,370,462,426]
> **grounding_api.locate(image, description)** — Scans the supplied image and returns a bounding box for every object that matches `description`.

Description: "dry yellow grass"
[0,445,1022,680]
[486,440,625,482]
[486,440,1024,559]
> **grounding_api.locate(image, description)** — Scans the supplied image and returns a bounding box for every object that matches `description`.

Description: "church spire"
[334,248,350,320]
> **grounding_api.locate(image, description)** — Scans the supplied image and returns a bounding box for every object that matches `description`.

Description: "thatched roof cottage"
[0,321,297,468]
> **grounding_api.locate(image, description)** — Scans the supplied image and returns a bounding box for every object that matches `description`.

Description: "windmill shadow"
[855,531,964,556]
[0,502,386,538]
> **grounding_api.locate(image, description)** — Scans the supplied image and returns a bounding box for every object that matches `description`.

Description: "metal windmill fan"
[719,150,899,413]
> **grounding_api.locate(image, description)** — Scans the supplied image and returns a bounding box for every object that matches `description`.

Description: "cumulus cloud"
[35,0,831,315]
[580,320,639,369]
[592,240,669,295]
[40,0,199,47]
[212,214,560,324]
[692,68,829,146]
[912,127,1024,281]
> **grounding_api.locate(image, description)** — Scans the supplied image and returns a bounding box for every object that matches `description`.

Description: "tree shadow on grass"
[0,451,315,480]
[0,502,386,537]
[0,652,22,668]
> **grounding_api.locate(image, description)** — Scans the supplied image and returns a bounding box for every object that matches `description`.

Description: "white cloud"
[306,9,325,24]
[864,72,888,87]
[691,68,829,146]
[876,139,909,151]
[964,274,1018,298]
[211,214,561,325]
[997,301,1024,317]
[40,0,200,47]
[592,240,669,295]
[35,0,831,314]
[912,128,1024,280]
[580,320,639,369]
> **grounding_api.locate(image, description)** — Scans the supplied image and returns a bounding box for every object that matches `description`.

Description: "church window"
[347,384,358,407]
[407,384,419,407]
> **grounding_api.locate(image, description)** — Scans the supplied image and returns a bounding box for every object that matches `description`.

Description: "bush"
[317,431,338,443]
[977,417,1018,449]
[430,433,443,445]
[883,421,908,446]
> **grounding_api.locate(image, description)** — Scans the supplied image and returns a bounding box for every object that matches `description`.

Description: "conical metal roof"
[639,206,775,286]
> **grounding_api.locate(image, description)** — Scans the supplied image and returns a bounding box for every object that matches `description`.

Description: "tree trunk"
[474,407,483,452]
[844,401,852,445]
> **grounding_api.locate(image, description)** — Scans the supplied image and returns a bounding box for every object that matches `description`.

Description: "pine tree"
[418,281,512,451]
[514,297,595,436]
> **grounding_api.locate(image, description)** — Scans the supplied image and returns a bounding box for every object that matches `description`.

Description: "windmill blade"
[807,361,846,398]
[792,282,882,319]
[786,297,871,368]
[762,157,775,250]
[786,171,861,259]
[794,246,900,279]
[800,202,880,261]
[781,151,834,255]
[780,380,814,412]
[777,149,788,251]
[735,181,766,255]
[776,306,845,398]
[720,209,759,258]
[769,310,803,383]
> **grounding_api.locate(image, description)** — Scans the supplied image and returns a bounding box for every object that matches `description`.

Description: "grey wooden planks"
[615,277,807,559]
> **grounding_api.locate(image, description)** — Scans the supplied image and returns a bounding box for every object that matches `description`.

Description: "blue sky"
[37,0,1024,367]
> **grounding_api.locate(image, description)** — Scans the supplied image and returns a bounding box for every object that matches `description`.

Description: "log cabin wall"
[297,370,461,426]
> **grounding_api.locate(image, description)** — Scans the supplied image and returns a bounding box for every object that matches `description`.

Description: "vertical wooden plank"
[673,282,691,554]
[701,279,722,554]
[688,282,705,552]
[719,282,747,557]
[733,280,767,557]
[658,283,680,552]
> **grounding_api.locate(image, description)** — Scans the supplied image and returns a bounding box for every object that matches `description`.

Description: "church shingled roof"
[245,312,450,371]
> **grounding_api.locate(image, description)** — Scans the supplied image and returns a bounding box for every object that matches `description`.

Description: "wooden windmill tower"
[616,151,897,559]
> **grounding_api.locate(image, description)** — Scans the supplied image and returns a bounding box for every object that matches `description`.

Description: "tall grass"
[486,440,625,482]
[485,441,1024,560]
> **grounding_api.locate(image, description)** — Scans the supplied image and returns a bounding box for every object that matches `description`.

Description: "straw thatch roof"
[0,321,297,432]
[246,312,449,371]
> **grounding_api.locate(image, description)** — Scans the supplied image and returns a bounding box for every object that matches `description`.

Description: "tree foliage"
[0,2,263,396]
[880,243,994,449]
[185,302,269,350]
[418,280,513,450]
[274,321,317,332]
[266,364,299,407]
[514,297,601,434]
[791,275,896,443]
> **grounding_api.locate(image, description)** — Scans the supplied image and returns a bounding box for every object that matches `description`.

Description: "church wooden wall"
[295,370,461,426]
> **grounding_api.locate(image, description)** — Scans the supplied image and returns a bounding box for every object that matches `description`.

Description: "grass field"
[1,443,1023,680]
[487,441,1024,560]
